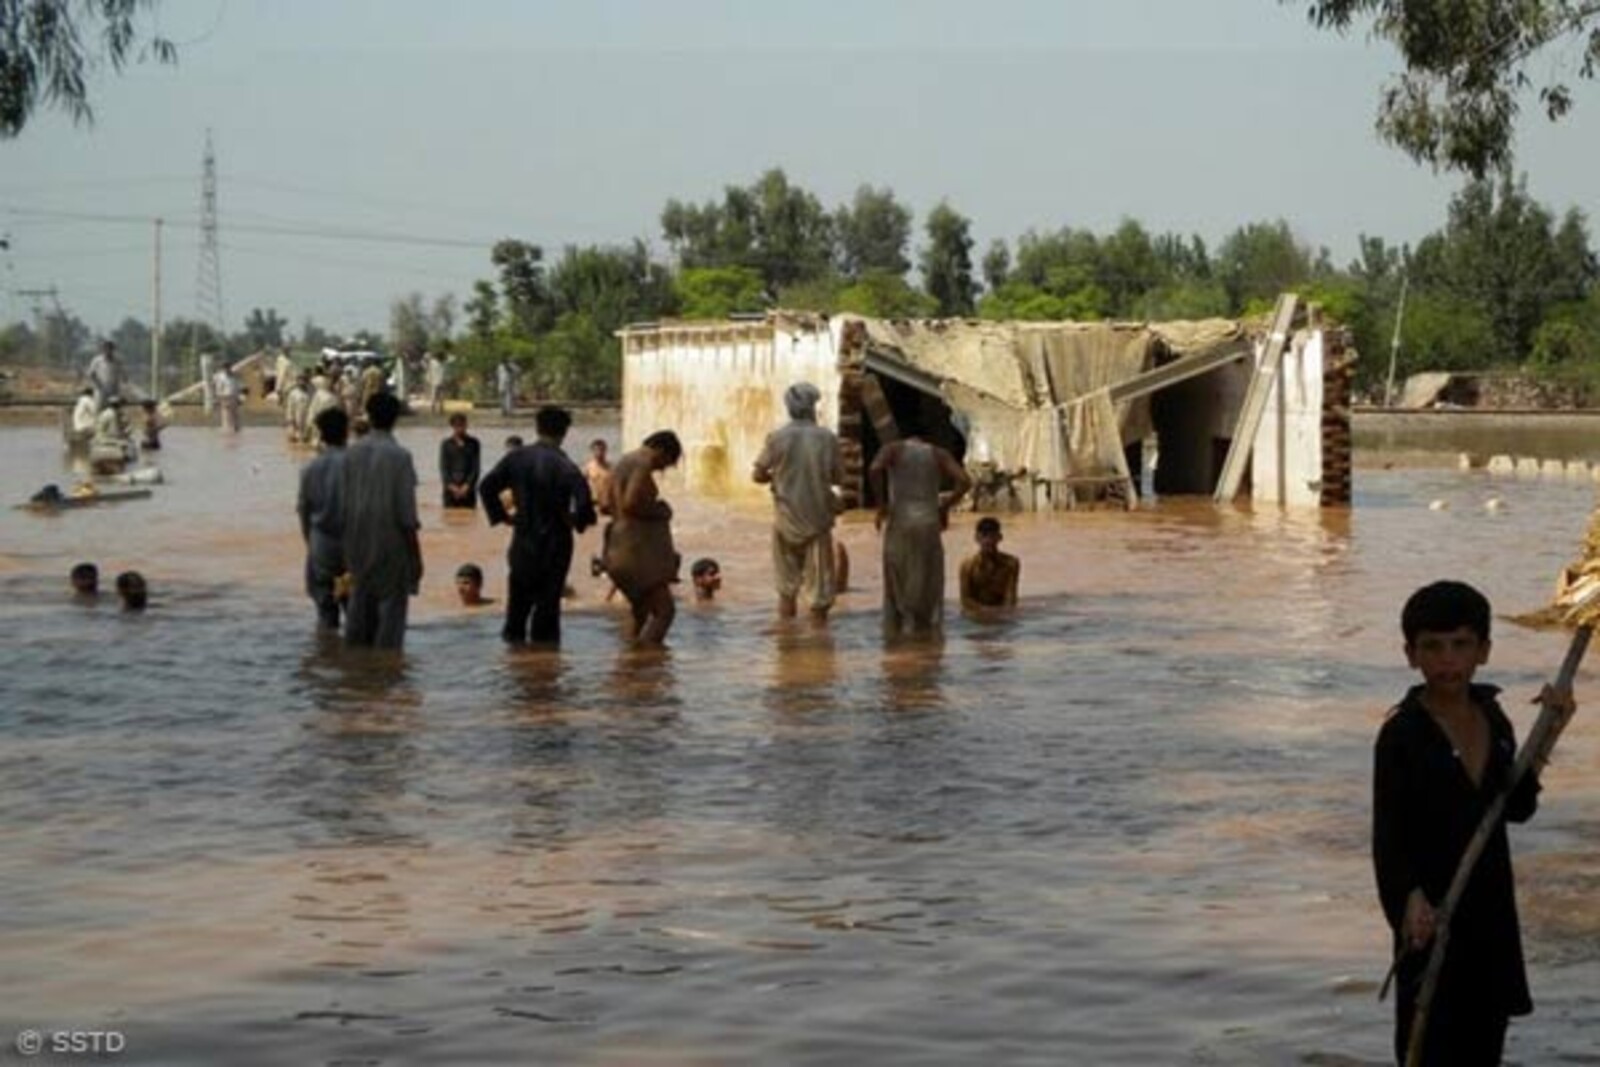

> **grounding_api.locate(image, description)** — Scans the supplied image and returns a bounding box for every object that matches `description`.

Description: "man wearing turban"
[752,382,845,620]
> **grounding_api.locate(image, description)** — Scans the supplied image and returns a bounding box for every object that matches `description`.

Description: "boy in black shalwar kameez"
[1373,580,1565,1065]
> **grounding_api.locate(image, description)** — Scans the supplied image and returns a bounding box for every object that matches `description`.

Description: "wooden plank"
[1213,293,1299,504]
[1105,341,1252,405]
[857,373,900,445]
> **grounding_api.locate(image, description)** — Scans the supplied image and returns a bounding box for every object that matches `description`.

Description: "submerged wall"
[1250,331,1327,507]
[620,318,841,499]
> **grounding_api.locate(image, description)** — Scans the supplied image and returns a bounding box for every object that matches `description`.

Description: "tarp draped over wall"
[850,316,1249,485]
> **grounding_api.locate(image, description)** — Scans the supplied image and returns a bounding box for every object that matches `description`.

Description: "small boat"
[17,483,153,512]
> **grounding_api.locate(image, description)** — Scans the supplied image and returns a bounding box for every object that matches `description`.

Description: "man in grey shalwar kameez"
[340,392,424,649]
[753,382,844,620]
[296,407,350,630]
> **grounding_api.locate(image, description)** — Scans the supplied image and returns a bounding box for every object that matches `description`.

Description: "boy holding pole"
[1374,580,1576,1065]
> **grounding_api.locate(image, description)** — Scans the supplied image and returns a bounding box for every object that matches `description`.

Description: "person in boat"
[477,406,595,645]
[89,398,135,471]
[70,388,98,445]
[600,430,682,645]
[752,381,844,622]
[86,339,124,411]
[959,516,1020,612]
[1373,580,1574,1066]
[870,433,971,636]
[139,400,165,451]
[297,407,350,632]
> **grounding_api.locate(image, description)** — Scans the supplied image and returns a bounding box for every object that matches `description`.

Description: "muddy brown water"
[2,422,1598,1065]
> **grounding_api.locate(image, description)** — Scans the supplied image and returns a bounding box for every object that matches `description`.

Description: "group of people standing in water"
[295,381,1022,651]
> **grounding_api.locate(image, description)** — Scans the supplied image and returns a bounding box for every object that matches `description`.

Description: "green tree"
[1215,220,1315,312]
[299,318,332,350]
[0,0,177,137]
[109,315,150,372]
[491,239,553,336]
[921,201,976,316]
[0,319,37,361]
[389,293,430,358]
[836,272,937,318]
[661,168,833,295]
[1099,219,1163,316]
[676,266,766,318]
[464,279,499,345]
[1298,1,1600,176]
[981,238,1011,292]
[835,184,912,280]
[242,306,287,351]
[1410,174,1599,360]
[547,240,679,334]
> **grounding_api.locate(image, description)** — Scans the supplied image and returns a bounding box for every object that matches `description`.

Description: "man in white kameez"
[340,391,423,650]
[305,374,340,448]
[273,349,295,404]
[752,381,844,621]
[86,340,124,411]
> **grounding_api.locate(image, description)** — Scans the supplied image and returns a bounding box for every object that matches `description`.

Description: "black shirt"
[1373,683,1540,1017]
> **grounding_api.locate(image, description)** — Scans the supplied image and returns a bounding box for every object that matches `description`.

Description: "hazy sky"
[3,0,1598,338]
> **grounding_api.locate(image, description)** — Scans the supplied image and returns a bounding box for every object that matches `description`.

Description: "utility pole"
[152,217,163,396]
[195,129,224,356]
[1384,273,1409,408]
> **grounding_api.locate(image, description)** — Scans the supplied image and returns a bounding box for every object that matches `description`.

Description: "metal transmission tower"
[195,129,225,343]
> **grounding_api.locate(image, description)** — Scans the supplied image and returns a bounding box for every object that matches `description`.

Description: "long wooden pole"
[1403,626,1589,1066]
[152,217,163,398]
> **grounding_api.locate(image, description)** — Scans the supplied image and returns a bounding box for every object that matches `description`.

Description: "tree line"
[4,165,1597,401]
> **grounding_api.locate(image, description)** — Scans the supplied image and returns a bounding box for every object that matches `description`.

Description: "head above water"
[1401,580,1491,646]
[690,557,721,599]
[535,406,573,441]
[71,562,98,595]
[642,430,682,468]
[784,381,821,421]
[315,407,350,447]
[455,563,487,605]
[365,391,401,431]
[115,570,147,611]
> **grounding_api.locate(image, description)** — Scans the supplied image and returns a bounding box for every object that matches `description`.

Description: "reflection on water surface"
[1,426,1597,1065]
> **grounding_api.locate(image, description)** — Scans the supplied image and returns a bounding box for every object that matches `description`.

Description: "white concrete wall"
[1251,330,1325,506]
[621,322,841,500]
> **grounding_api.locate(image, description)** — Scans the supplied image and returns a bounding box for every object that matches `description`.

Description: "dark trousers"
[345,584,409,650]
[1395,987,1509,1066]
[504,531,573,644]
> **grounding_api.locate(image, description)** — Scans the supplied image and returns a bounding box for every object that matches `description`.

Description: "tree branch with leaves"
[1298,0,1600,177]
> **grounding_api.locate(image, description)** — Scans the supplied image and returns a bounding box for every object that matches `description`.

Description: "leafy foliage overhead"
[1,0,177,136]
[1299,0,1600,176]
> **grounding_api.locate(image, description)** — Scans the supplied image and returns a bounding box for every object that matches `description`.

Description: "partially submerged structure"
[618,298,1352,510]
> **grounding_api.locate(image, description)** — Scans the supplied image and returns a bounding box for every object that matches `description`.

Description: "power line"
[3,205,496,251]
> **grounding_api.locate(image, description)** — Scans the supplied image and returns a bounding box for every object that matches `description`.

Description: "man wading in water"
[752,381,844,623]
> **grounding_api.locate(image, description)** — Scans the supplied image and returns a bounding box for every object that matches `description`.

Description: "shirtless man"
[959,517,1020,611]
[601,431,682,645]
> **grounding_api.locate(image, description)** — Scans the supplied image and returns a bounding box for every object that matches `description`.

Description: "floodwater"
[2,422,1598,1066]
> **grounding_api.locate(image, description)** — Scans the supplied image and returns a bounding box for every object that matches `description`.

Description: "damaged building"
[617,296,1353,511]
